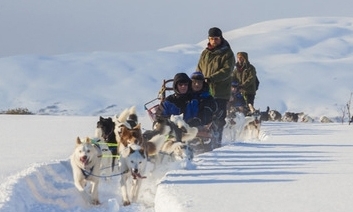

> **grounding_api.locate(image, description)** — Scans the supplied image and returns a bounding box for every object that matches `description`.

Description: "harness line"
[81,167,129,178]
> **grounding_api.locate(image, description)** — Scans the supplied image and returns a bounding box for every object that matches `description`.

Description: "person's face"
[208,36,221,48]
[231,86,237,93]
[237,55,246,65]
[192,80,203,92]
[177,82,189,94]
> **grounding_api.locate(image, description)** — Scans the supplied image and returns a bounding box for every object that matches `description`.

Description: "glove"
[187,117,202,127]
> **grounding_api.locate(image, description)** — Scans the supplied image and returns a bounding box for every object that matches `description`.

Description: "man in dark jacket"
[232,52,257,113]
[196,27,235,146]
[190,71,218,126]
[157,72,198,123]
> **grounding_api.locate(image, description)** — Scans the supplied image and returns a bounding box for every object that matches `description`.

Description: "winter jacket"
[228,91,246,108]
[156,73,199,122]
[196,39,235,100]
[233,61,257,95]
[192,83,218,125]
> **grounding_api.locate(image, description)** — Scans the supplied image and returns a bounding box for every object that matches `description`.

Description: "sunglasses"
[178,82,189,87]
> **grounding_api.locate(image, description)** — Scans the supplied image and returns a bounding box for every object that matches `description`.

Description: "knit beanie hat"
[231,81,239,87]
[237,52,248,62]
[208,27,223,37]
[190,72,205,80]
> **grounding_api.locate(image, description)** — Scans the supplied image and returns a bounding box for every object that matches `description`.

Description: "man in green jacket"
[232,51,258,113]
[196,27,235,146]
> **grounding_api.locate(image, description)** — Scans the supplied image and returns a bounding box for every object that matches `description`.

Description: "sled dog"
[70,137,102,205]
[164,114,197,160]
[241,114,261,140]
[119,144,147,206]
[95,116,118,171]
[142,113,197,161]
[230,112,261,140]
[259,106,270,122]
[169,114,198,142]
[269,109,282,121]
[320,116,333,123]
[282,112,303,122]
[113,106,145,155]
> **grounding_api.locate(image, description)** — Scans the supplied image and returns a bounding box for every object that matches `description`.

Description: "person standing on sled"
[232,51,258,114]
[196,27,235,147]
[190,71,218,126]
[154,72,199,142]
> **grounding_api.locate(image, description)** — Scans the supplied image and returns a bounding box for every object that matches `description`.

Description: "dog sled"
[144,79,220,155]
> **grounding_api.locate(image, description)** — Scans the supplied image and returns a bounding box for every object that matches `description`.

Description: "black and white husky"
[143,113,197,161]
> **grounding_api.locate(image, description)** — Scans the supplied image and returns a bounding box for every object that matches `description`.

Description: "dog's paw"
[123,200,131,206]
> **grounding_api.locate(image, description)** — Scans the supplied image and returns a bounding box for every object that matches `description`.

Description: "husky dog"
[269,109,282,121]
[142,114,197,161]
[114,106,138,132]
[169,114,198,142]
[95,116,118,171]
[259,106,270,122]
[320,116,333,123]
[70,137,102,205]
[282,112,303,122]
[299,114,315,123]
[242,114,261,140]
[119,144,147,206]
[113,106,145,154]
[224,106,240,141]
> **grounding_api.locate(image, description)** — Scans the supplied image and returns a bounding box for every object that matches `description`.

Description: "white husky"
[119,144,147,206]
[70,137,102,205]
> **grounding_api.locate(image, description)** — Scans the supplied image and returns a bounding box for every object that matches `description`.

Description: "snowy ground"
[1,115,353,212]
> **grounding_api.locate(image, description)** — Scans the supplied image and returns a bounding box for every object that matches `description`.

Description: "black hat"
[173,73,191,93]
[190,72,204,81]
[208,27,222,37]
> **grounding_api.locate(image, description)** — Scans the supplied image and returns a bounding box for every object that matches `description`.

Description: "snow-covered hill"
[1,17,353,120]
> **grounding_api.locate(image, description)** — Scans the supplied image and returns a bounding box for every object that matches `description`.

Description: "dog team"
[70,106,198,206]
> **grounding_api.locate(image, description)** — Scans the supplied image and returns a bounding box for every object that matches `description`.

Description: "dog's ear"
[76,137,82,144]
[85,137,91,143]
[100,116,104,121]
[139,149,146,158]
[129,146,135,153]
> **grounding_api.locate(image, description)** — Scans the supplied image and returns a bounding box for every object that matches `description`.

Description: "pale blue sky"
[0,0,351,57]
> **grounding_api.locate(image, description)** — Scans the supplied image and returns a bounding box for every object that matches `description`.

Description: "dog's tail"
[127,106,138,127]
[114,108,131,128]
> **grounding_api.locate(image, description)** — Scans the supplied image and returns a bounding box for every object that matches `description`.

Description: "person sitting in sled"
[147,72,199,142]
[227,81,247,116]
[190,71,218,126]
[156,72,198,122]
